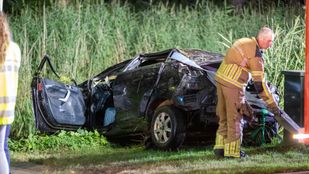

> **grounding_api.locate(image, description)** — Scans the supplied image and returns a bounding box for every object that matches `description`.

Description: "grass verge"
[11,143,309,174]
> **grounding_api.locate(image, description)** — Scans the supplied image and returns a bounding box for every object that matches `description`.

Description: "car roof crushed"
[177,48,223,66]
[140,48,223,67]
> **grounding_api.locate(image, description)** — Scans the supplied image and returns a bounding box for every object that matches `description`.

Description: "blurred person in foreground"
[213,27,280,158]
[0,12,21,174]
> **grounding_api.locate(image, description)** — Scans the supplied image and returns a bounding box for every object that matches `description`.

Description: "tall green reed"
[265,16,305,95]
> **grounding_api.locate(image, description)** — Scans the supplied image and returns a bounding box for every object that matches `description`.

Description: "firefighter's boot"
[224,139,247,158]
[213,133,225,158]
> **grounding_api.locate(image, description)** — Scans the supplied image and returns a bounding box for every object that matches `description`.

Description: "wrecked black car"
[31,48,280,150]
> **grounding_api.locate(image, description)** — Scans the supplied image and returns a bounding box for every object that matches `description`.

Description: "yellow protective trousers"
[213,83,244,158]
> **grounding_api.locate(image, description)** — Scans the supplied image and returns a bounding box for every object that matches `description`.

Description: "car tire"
[150,106,186,150]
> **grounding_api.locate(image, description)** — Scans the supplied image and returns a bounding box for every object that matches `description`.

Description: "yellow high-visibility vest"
[0,41,21,125]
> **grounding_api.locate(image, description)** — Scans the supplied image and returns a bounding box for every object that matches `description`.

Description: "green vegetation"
[6,1,306,173]
[9,129,108,152]
[11,143,309,174]
[8,1,304,139]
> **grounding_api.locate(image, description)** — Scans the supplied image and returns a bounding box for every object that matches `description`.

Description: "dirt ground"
[11,162,47,174]
[11,162,309,174]
[11,162,149,174]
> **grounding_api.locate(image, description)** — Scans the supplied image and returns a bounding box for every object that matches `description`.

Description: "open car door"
[31,55,86,133]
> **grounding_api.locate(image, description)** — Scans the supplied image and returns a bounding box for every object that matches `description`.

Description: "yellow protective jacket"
[0,41,21,125]
[215,37,277,108]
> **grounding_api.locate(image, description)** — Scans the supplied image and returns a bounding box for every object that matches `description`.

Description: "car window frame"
[123,56,166,72]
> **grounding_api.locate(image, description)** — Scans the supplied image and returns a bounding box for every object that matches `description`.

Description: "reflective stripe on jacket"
[0,41,21,125]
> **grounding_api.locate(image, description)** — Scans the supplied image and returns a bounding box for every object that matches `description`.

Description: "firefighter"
[213,27,280,158]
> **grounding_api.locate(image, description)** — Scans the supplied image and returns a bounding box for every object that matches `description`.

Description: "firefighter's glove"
[239,100,254,118]
[268,102,281,117]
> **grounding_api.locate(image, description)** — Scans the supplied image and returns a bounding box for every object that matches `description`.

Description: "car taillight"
[37,83,43,91]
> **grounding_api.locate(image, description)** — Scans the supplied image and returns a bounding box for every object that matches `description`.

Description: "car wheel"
[150,106,186,150]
